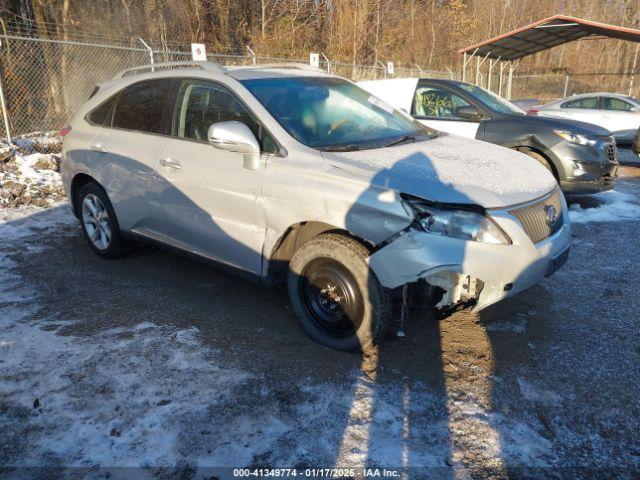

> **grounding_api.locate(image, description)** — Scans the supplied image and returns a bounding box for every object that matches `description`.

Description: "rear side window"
[86,94,117,126]
[602,97,634,111]
[112,79,173,134]
[561,97,597,109]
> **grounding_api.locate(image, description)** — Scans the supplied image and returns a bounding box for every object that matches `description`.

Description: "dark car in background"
[359,78,619,194]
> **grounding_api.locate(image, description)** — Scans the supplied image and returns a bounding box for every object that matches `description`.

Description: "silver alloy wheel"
[82,193,112,250]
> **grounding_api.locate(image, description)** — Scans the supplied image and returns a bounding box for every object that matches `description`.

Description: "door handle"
[159,158,182,170]
[90,144,107,153]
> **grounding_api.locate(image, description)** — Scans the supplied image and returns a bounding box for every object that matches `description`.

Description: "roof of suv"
[113,61,329,82]
[228,65,330,80]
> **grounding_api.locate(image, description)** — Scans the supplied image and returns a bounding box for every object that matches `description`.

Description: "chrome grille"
[603,143,618,164]
[509,189,564,244]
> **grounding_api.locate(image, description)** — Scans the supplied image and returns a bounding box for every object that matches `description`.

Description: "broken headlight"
[404,200,511,245]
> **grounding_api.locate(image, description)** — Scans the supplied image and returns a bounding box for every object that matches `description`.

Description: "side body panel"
[418,118,479,138]
[84,128,165,232]
[155,137,267,274]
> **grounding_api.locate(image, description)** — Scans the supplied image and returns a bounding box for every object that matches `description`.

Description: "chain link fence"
[0,34,447,151]
[508,72,640,104]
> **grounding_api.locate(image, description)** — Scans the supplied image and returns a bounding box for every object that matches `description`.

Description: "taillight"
[527,109,539,115]
[59,125,71,136]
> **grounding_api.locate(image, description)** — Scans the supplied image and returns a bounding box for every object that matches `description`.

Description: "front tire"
[521,149,556,179]
[288,233,391,352]
[77,182,126,259]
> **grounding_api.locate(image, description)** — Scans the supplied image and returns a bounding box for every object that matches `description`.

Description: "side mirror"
[208,121,261,170]
[456,105,481,121]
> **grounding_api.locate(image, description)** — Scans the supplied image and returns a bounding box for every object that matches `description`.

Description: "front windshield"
[241,76,434,151]
[458,83,525,115]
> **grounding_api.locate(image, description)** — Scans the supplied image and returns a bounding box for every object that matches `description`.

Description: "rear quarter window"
[112,79,174,134]
[86,94,117,126]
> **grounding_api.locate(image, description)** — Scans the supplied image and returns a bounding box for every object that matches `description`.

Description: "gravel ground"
[1,169,639,480]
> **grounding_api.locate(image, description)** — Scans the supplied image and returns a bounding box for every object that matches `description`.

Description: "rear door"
[410,82,481,138]
[155,78,276,274]
[87,78,175,233]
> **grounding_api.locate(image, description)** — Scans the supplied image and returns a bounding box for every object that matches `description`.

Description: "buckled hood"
[322,133,558,208]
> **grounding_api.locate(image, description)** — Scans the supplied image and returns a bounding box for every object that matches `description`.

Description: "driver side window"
[172,79,277,153]
[412,86,471,118]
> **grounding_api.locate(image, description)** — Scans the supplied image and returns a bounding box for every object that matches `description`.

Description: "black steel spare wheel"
[300,258,364,338]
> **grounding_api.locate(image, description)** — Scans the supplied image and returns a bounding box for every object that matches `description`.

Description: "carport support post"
[628,43,639,96]
[498,62,505,97]
[461,49,477,84]
[462,52,467,82]
[563,73,570,97]
[487,57,500,92]
[507,61,514,100]
[0,40,12,143]
[475,52,491,87]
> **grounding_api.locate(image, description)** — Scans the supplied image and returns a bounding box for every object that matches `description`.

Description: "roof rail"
[113,61,226,79]
[231,63,325,73]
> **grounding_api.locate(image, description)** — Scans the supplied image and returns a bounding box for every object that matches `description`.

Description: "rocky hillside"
[0,133,66,208]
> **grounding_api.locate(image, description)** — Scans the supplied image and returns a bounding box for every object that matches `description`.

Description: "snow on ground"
[0,207,565,477]
[568,188,640,224]
[1,157,639,476]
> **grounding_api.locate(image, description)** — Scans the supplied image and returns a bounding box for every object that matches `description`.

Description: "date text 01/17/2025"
[232,468,401,477]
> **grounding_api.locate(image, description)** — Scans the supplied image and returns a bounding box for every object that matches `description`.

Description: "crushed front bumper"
[369,198,571,311]
[554,140,619,194]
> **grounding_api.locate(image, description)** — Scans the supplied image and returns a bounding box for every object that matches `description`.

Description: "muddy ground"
[1,168,639,480]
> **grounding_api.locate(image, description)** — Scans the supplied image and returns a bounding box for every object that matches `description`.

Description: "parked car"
[530,92,640,132]
[62,62,570,351]
[511,98,542,111]
[359,78,619,194]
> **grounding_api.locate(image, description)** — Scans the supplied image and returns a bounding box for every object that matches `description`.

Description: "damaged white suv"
[62,62,570,351]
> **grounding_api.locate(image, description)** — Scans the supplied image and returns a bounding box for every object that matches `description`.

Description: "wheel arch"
[70,173,100,218]
[514,146,560,180]
[264,221,374,285]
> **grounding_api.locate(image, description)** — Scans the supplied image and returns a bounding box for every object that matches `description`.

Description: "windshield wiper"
[384,135,416,148]
[322,144,363,152]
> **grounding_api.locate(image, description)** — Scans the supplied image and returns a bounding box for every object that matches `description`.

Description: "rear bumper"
[369,198,571,311]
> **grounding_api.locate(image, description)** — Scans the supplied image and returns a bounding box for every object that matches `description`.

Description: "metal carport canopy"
[459,14,640,61]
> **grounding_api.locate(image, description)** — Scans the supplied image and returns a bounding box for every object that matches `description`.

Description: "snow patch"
[568,189,640,223]
[518,378,562,406]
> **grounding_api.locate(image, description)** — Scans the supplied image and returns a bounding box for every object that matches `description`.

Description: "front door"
[600,96,640,132]
[411,83,481,138]
[156,78,275,274]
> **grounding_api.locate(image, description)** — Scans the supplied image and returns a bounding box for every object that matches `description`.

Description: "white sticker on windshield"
[368,95,395,114]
